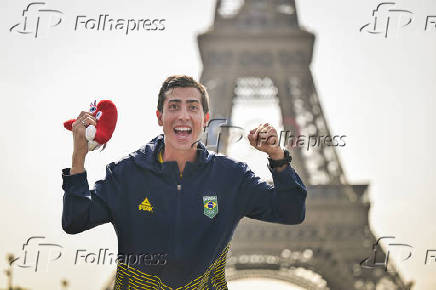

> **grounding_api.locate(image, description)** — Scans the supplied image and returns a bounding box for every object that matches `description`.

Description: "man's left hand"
[248,123,284,160]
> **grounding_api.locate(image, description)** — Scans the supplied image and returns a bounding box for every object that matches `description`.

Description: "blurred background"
[1,0,435,289]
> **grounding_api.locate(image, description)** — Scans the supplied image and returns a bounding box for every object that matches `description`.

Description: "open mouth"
[174,126,192,136]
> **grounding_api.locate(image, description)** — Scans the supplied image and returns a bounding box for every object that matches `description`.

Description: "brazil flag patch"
[203,195,218,219]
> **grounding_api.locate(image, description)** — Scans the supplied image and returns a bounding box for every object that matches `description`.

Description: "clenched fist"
[70,111,97,174]
[247,123,284,160]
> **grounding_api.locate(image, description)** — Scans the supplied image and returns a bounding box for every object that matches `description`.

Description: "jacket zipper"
[174,164,185,259]
[174,179,182,259]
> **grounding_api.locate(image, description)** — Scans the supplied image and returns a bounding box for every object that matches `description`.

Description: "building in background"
[197,0,411,289]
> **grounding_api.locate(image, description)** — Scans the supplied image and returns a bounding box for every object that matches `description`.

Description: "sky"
[1,0,435,289]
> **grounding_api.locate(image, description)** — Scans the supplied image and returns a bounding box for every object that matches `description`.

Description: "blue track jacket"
[61,134,307,289]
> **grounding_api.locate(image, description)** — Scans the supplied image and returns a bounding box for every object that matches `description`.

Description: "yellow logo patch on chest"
[138,197,153,212]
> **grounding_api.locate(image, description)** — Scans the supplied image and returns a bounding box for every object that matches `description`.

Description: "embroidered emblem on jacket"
[138,197,153,212]
[203,195,218,219]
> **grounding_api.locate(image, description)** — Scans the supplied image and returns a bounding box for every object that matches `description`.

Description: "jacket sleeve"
[61,162,122,234]
[237,162,307,225]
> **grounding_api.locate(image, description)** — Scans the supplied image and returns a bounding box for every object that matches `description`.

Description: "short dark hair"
[157,75,210,114]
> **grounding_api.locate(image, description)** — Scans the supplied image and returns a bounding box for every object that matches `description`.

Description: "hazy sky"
[1,0,435,289]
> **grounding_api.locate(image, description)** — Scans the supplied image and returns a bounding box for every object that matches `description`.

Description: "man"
[62,75,307,290]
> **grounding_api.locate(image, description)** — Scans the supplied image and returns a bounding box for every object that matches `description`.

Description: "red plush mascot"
[64,100,118,151]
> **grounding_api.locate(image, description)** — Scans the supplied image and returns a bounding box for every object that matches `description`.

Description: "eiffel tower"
[196,0,412,289]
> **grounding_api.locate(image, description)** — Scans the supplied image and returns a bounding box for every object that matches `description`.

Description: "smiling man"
[61,75,307,290]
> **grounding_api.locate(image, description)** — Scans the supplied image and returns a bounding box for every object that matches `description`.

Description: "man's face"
[156,87,209,152]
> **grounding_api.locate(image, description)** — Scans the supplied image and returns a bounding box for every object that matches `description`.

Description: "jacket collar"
[131,134,215,173]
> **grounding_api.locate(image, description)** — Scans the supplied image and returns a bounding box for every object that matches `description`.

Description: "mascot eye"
[96,111,102,120]
[90,106,97,113]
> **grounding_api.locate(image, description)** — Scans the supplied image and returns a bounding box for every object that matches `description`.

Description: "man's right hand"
[70,111,97,175]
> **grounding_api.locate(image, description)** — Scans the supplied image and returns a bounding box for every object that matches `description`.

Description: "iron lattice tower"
[197,1,411,289]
